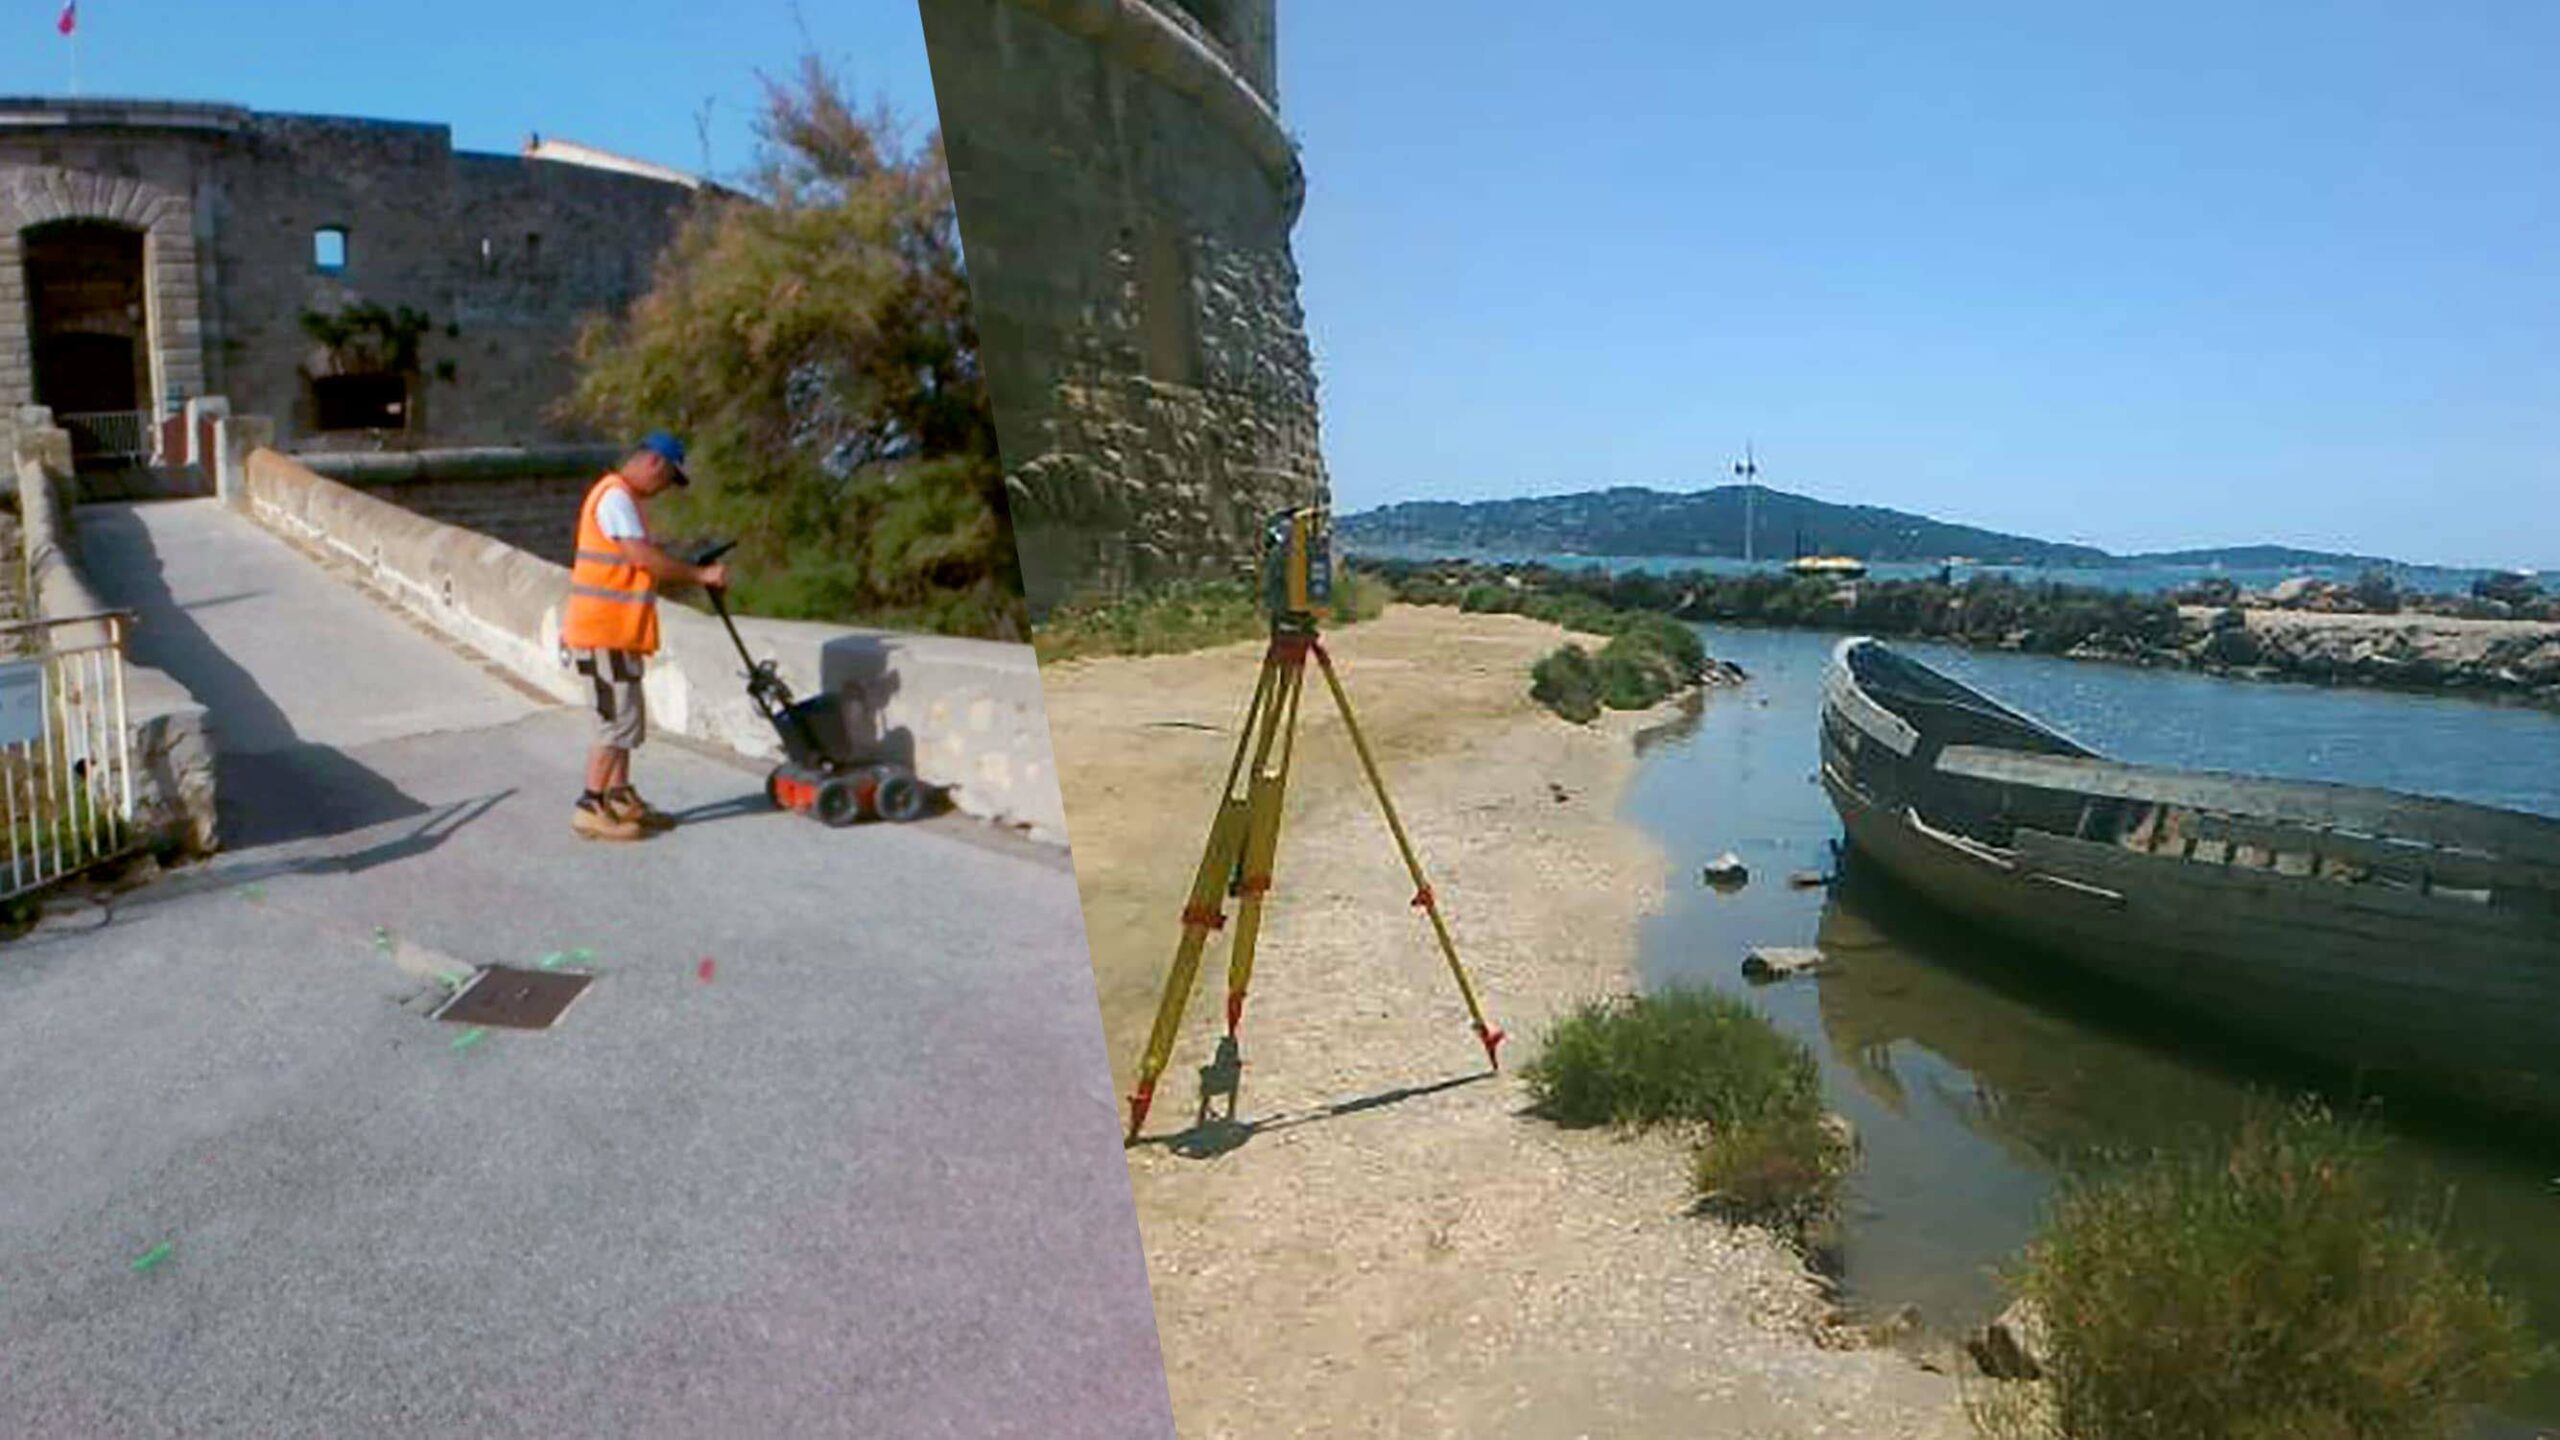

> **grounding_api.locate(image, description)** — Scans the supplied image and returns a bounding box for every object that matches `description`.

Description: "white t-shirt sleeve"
[594,486,647,543]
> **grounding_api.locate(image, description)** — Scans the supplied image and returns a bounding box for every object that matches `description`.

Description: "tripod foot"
[1125,1080,1158,1146]
[1475,1021,1507,1072]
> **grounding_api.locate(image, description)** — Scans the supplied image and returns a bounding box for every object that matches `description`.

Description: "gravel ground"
[1041,605,1967,1439]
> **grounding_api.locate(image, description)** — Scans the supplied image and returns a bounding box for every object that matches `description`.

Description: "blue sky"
[0,1,940,191]
[1282,3,2560,569]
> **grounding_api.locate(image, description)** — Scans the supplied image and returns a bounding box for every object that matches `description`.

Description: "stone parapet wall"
[11,412,216,854]
[238,445,1067,841]
[921,0,1326,612]
[291,445,618,567]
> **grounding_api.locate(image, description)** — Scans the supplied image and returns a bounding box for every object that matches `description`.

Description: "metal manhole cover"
[433,966,593,1030]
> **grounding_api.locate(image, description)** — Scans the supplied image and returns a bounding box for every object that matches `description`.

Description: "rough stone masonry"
[1,98,701,462]
[920,0,1330,614]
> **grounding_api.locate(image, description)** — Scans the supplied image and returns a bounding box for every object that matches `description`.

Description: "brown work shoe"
[572,798,646,842]
[605,787,677,831]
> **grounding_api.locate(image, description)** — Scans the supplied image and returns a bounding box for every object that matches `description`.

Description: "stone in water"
[1742,946,1825,982]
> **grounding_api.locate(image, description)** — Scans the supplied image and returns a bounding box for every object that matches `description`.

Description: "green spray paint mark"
[568,948,595,965]
[450,1028,489,1053]
[439,972,471,992]
[130,1241,173,1273]
[535,951,567,970]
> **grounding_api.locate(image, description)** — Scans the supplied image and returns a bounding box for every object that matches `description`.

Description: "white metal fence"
[56,411,155,469]
[0,612,138,902]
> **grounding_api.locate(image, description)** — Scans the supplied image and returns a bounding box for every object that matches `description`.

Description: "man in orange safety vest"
[561,431,729,842]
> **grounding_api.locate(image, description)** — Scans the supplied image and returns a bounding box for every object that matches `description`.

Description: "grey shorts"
[569,648,647,750]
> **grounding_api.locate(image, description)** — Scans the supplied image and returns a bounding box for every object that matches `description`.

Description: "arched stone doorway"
[23,220,152,452]
[0,166,206,465]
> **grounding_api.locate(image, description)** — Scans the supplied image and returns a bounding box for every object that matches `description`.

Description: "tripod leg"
[1219,641,1309,1042]
[1125,651,1281,1143]
[1312,643,1507,1071]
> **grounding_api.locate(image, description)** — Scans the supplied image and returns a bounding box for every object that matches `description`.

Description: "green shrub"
[565,59,1025,639]
[1530,643,1602,722]
[1693,1109,1854,1231]
[1990,1098,2541,1440]
[1333,566,1392,624]
[1031,567,1388,663]
[1527,988,1845,1235]
[1592,643,1670,709]
[1033,580,1267,663]
[1523,987,1821,1134]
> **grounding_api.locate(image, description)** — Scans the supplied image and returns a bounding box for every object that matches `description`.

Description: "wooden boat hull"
[1816,637,2560,1121]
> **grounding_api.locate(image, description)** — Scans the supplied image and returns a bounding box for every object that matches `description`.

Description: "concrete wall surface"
[239,445,1068,841]
[11,411,216,854]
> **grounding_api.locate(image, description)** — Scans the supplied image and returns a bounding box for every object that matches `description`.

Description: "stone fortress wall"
[1,98,697,458]
[919,0,1329,613]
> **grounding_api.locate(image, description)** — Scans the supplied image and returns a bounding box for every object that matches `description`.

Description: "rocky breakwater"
[2176,605,2560,707]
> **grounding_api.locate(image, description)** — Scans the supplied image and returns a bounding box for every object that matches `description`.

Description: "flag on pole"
[58,2,76,37]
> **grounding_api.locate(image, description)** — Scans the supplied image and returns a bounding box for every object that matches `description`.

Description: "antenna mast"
[1733,443,1759,564]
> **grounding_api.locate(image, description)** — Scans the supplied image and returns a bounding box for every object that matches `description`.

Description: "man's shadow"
[94,789,514,925]
[83,504,432,850]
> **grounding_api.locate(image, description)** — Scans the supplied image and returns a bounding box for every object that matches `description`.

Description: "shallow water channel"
[1628,625,2560,1436]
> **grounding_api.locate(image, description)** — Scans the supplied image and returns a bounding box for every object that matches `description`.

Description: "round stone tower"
[919,0,1328,614]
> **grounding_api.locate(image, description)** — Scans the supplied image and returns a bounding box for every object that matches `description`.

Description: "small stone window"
[313,226,349,275]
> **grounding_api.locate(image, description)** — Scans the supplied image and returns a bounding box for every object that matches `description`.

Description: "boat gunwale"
[1823,636,2560,875]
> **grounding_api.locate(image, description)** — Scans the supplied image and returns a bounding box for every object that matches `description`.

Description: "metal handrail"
[0,610,137,637]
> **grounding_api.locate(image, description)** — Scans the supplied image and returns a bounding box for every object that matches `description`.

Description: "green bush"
[1592,642,1669,709]
[1032,579,1267,663]
[1692,1109,1854,1232]
[1524,987,1821,1133]
[566,59,1026,640]
[1529,643,1602,723]
[1526,987,1845,1234]
[1990,1098,2541,1440]
[1032,567,1387,663]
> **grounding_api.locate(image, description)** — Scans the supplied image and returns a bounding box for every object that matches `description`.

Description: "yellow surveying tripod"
[1122,507,1505,1144]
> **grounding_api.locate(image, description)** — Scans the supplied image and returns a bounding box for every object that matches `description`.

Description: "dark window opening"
[524,231,542,266]
[22,219,153,467]
[313,226,349,274]
[312,372,407,431]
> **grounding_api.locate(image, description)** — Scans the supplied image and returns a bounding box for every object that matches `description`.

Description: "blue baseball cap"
[637,430,690,486]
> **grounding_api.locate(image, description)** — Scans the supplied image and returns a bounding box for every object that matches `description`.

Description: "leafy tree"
[2473,570,2544,607]
[565,56,1024,639]
[2349,568,2403,616]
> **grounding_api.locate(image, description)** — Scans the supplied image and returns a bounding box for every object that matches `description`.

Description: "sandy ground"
[1042,605,1966,1439]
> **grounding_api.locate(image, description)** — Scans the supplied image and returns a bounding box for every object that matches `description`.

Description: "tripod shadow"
[1143,1069,1492,1160]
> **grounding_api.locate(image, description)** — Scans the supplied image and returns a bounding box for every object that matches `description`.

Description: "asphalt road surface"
[0,501,1169,1438]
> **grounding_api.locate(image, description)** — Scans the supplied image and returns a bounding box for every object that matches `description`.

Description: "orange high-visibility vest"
[561,473,660,654]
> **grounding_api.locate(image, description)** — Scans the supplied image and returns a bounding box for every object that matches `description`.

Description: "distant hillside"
[1338,485,2113,567]
[2121,543,2400,571]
